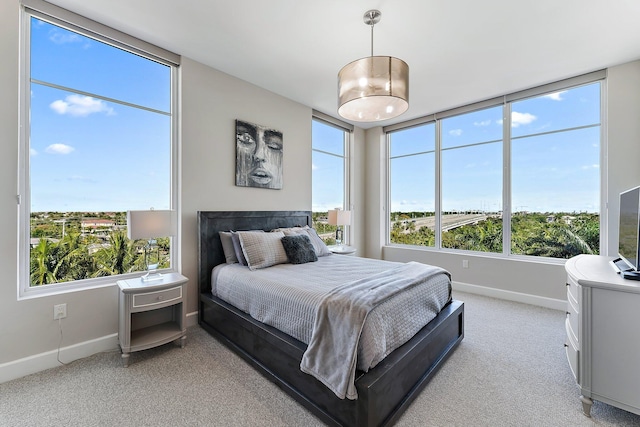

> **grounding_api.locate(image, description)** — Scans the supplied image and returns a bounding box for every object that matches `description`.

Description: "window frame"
[18,0,181,298]
[311,111,353,244]
[385,71,607,262]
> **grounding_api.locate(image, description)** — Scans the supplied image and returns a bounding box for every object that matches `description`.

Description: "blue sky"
[29,18,171,213]
[312,122,345,212]
[389,83,601,214]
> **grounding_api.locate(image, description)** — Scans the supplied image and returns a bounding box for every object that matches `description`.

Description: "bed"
[198,210,464,427]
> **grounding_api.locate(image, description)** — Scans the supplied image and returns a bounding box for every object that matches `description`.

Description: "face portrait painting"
[235,120,283,190]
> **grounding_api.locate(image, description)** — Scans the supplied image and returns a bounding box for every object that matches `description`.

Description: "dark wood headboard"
[197,210,312,293]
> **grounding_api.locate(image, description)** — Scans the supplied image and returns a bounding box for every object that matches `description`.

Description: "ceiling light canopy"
[338,10,409,123]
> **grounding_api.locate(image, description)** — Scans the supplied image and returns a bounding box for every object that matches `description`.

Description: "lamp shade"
[328,209,352,226]
[338,55,409,122]
[127,210,176,240]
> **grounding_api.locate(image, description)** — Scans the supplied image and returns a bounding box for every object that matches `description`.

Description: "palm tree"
[30,239,57,285]
[93,231,137,277]
[54,232,94,282]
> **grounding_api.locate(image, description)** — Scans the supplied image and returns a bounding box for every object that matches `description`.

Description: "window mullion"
[503,102,512,256]
[31,79,171,116]
[435,119,442,249]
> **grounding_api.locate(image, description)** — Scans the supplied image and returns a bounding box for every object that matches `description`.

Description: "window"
[510,84,601,257]
[312,115,351,244]
[387,74,603,259]
[441,106,503,252]
[20,3,179,296]
[389,123,436,246]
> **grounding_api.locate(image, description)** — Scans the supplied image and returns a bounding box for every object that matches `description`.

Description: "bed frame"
[198,210,464,427]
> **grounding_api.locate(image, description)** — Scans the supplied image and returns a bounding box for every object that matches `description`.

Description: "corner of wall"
[362,127,386,259]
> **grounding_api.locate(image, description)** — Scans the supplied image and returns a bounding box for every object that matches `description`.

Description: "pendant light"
[338,10,409,122]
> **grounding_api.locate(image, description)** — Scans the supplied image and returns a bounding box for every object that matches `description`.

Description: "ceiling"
[49,0,640,129]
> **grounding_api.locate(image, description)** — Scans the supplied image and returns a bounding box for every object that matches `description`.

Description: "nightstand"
[117,272,188,367]
[327,245,356,255]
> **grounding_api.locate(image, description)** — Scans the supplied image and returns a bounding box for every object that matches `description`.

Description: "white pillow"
[304,228,331,257]
[219,231,238,264]
[237,231,288,270]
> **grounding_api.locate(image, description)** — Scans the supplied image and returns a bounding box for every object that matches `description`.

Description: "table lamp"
[127,209,176,282]
[328,209,351,246]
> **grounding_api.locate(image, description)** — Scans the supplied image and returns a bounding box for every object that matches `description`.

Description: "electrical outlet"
[462,259,469,269]
[53,303,67,320]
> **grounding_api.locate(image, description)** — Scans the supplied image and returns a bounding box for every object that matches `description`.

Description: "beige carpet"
[2,291,640,426]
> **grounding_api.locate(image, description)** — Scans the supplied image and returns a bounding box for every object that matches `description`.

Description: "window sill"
[383,244,569,266]
[18,270,176,300]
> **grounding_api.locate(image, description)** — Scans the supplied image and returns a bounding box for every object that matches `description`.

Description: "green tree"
[54,232,94,282]
[93,231,137,277]
[30,239,57,286]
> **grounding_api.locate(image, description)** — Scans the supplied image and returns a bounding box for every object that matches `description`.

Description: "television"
[613,186,640,280]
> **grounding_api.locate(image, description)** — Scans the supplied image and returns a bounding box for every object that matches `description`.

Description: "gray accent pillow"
[282,227,331,257]
[219,231,238,264]
[237,230,288,270]
[281,234,318,264]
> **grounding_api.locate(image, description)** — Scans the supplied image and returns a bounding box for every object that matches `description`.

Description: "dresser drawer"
[566,274,579,303]
[567,284,579,314]
[133,286,182,308]
[567,291,579,343]
[565,320,579,382]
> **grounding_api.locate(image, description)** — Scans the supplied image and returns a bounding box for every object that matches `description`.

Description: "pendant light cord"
[369,12,375,57]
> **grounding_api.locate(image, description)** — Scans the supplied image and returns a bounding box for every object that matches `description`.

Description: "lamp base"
[335,227,343,246]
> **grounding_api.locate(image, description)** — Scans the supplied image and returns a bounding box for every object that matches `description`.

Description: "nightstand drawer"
[133,286,182,308]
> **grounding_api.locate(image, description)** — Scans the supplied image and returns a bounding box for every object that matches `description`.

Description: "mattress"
[211,255,451,372]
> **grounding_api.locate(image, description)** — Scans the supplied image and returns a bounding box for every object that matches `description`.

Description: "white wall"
[606,62,640,255]
[180,57,313,314]
[364,61,640,307]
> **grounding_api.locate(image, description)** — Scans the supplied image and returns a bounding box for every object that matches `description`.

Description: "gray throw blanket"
[299,261,450,400]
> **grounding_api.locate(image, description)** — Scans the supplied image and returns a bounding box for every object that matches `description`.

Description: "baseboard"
[452,281,566,311]
[1,310,200,385]
[0,333,119,384]
[186,310,199,327]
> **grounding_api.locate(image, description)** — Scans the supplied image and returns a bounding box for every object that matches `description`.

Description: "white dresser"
[565,254,640,417]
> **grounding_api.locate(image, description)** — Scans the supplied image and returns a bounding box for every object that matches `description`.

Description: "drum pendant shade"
[338,10,409,122]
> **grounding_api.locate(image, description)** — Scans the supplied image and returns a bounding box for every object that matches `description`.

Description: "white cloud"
[49,31,82,45]
[30,148,38,156]
[511,111,537,128]
[50,95,114,117]
[543,91,567,101]
[312,163,318,170]
[582,164,599,170]
[449,129,463,136]
[45,143,75,155]
[48,29,91,49]
[474,120,491,126]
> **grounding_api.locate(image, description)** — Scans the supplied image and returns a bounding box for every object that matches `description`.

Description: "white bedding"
[211,255,451,372]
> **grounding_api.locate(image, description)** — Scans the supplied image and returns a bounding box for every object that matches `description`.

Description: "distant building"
[81,219,116,238]
[81,219,115,230]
